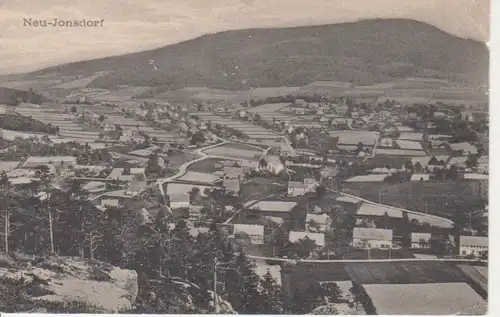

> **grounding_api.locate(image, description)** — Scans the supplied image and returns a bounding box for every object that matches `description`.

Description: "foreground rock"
[0,256,138,313]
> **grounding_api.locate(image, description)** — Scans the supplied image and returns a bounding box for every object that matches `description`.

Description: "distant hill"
[0,87,44,105]
[29,19,488,90]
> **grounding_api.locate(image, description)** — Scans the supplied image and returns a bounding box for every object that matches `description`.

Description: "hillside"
[30,19,488,90]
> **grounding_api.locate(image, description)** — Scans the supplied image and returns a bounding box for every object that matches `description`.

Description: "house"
[238,110,247,118]
[288,181,309,197]
[411,232,432,249]
[22,156,77,168]
[101,199,119,208]
[295,108,306,115]
[459,236,488,257]
[188,204,204,222]
[106,168,145,182]
[447,142,478,156]
[352,227,393,249]
[380,138,394,147]
[233,224,264,244]
[169,193,190,209]
[289,231,325,247]
[199,122,208,130]
[223,178,241,195]
[249,201,298,220]
[305,213,332,233]
[335,105,349,116]
[433,111,446,119]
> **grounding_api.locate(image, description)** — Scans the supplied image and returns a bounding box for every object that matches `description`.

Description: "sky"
[0,0,490,74]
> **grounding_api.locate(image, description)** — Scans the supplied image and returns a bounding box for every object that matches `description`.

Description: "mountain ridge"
[24,19,489,90]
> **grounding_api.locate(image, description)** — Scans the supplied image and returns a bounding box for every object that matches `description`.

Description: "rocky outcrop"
[0,255,138,313]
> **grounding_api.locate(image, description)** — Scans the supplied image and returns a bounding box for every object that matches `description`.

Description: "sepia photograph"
[0,0,490,315]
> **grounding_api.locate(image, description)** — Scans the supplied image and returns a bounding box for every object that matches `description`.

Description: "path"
[247,254,487,264]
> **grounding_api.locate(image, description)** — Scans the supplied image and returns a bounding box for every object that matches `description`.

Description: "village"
[0,76,489,314]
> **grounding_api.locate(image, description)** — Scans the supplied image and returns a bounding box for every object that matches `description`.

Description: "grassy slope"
[27,19,488,90]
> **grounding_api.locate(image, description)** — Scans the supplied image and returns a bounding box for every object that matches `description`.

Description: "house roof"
[411,232,432,243]
[352,227,393,241]
[101,199,119,207]
[250,201,297,212]
[335,195,360,204]
[289,231,325,246]
[463,173,488,180]
[178,171,220,184]
[356,203,403,218]
[362,283,487,315]
[448,142,478,153]
[459,235,488,248]
[306,213,331,224]
[233,224,264,236]
[169,193,190,202]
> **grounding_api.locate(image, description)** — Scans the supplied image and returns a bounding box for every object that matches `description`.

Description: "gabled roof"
[306,213,331,224]
[289,231,325,246]
[459,235,488,248]
[352,227,393,241]
[234,224,264,236]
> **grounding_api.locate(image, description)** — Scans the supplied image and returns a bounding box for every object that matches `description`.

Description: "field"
[163,182,214,198]
[15,105,101,143]
[342,180,482,221]
[52,75,103,89]
[187,158,230,173]
[203,143,263,160]
[195,112,282,140]
[345,261,465,284]
[247,103,291,113]
[329,131,379,146]
[339,248,414,260]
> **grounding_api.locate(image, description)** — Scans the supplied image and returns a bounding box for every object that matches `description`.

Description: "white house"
[306,213,332,233]
[289,231,325,247]
[101,199,119,208]
[352,227,393,249]
[459,236,488,257]
[411,232,432,249]
[169,193,190,209]
[233,224,264,244]
[188,205,204,222]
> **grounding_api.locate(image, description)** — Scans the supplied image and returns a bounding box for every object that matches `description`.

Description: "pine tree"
[260,270,284,313]
[225,250,263,313]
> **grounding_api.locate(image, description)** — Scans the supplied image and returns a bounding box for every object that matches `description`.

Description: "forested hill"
[29,19,488,90]
[0,87,44,105]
